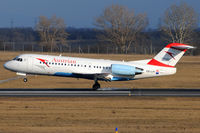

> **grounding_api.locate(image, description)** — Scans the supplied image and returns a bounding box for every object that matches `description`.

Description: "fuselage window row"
[39,61,111,69]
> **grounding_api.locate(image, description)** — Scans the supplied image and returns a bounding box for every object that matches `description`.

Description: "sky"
[0,0,199,28]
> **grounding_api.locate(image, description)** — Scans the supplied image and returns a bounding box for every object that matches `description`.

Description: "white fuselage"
[4,54,176,81]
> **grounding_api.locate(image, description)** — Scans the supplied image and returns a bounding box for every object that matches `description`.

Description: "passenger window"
[52,63,54,65]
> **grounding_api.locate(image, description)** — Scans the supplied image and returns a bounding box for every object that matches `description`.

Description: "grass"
[0,97,200,133]
[0,51,199,89]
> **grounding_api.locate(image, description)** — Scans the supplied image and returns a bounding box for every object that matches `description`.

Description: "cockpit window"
[13,56,23,62]
[18,58,23,62]
[12,56,18,60]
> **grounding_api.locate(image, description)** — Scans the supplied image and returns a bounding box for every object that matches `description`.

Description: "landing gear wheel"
[23,78,28,82]
[92,82,100,90]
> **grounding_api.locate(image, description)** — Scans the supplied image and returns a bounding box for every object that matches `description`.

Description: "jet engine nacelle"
[111,64,142,76]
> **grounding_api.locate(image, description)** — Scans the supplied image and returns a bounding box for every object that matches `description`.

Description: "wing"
[72,73,111,81]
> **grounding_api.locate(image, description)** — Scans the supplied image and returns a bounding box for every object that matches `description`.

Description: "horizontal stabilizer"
[171,45,195,50]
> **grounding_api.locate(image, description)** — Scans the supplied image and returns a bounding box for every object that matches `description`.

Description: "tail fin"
[148,43,195,67]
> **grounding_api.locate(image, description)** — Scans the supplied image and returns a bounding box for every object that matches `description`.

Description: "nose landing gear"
[16,72,28,83]
[23,78,28,82]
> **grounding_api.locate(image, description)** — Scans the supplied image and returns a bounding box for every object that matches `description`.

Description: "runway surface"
[0,76,21,84]
[0,88,200,97]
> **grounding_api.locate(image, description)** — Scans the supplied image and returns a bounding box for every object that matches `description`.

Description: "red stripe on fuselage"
[147,59,174,68]
[36,58,49,67]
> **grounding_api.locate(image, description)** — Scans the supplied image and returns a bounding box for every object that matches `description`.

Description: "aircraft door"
[27,56,33,73]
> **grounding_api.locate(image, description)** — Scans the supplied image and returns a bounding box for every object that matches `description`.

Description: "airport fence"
[0,40,196,55]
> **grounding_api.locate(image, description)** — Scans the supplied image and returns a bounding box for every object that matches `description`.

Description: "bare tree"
[95,4,148,53]
[161,3,198,43]
[36,15,68,52]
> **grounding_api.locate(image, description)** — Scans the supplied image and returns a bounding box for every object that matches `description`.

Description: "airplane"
[4,43,194,90]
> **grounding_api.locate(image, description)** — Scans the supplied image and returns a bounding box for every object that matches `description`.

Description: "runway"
[0,76,22,84]
[0,88,200,97]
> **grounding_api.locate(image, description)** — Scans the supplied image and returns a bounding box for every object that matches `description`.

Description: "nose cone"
[4,61,12,70]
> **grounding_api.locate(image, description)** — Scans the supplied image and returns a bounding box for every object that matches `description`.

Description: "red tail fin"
[147,43,194,67]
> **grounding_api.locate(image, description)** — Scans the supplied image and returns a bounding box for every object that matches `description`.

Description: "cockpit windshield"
[12,56,23,62]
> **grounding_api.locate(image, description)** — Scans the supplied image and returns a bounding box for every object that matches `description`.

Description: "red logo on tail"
[165,51,175,60]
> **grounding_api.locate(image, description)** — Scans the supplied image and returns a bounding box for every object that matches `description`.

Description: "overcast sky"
[0,0,199,28]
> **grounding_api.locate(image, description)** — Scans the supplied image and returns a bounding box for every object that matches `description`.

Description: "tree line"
[0,3,199,55]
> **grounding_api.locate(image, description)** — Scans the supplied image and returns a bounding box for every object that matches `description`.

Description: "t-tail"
[147,43,195,67]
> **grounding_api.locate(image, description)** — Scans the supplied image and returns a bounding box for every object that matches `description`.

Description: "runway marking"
[0,90,131,96]
[0,76,22,84]
[0,89,200,97]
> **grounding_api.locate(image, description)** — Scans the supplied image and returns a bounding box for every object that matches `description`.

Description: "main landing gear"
[92,81,100,90]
